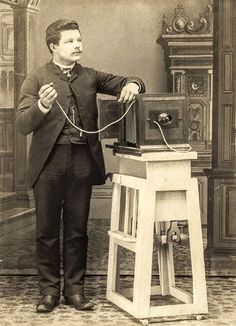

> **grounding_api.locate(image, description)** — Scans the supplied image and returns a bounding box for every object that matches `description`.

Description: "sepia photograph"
[0,0,235,325]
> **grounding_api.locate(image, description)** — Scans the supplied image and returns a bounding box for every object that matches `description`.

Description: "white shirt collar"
[53,60,75,70]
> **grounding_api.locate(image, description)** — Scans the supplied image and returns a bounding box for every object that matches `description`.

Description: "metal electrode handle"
[157,113,173,126]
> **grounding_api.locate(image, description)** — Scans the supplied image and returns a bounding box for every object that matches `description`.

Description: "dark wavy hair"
[46,19,80,53]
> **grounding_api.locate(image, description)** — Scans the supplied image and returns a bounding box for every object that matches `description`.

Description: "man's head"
[46,19,83,66]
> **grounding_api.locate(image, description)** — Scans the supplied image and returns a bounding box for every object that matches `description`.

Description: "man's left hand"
[118,83,139,103]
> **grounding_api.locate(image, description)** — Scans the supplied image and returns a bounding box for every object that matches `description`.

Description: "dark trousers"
[33,144,94,297]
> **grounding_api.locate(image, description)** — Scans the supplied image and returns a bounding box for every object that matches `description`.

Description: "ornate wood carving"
[188,100,206,143]
[157,3,213,155]
[186,72,208,97]
[162,1,213,35]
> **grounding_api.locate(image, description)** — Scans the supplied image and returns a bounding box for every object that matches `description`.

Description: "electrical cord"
[152,120,192,153]
[55,99,135,134]
[55,98,192,152]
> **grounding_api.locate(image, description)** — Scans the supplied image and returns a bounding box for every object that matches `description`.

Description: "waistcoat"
[56,82,86,144]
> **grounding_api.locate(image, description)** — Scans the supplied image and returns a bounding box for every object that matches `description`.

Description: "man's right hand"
[38,83,57,109]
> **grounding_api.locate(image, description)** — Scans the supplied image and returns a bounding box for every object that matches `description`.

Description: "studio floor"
[0,275,235,326]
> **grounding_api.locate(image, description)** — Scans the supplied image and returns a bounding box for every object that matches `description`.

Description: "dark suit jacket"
[16,61,145,187]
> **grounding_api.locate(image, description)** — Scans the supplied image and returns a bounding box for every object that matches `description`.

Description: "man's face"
[50,29,83,65]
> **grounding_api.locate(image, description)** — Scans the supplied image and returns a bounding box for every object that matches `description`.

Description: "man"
[16,19,145,313]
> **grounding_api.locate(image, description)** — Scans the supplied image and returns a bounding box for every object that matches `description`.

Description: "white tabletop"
[116,151,198,162]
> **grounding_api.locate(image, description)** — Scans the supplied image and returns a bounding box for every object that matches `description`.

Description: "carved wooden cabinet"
[157,1,213,224]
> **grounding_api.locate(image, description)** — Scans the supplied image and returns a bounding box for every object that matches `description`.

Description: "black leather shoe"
[64,294,94,311]
[36,295,59,313]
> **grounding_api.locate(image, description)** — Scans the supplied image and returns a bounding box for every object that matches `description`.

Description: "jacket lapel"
[46,62,71,115]
[47,61,68,82]
[70,63,82,82]
[69,63,84,107]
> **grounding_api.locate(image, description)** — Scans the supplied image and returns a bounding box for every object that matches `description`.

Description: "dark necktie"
[61,67,72,79]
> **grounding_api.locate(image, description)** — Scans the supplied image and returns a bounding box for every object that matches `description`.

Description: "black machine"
[100,93,190,155]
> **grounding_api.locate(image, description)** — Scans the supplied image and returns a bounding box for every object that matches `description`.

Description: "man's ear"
[49,43,57,52]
